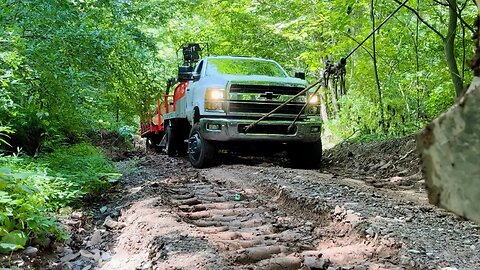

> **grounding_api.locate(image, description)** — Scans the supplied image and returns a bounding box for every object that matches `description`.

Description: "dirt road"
[53,151,479,270]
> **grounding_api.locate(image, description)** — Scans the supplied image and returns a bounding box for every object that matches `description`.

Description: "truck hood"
[208,74,308,88]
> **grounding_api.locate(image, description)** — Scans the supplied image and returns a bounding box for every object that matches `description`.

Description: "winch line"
[244,80,322,132]
[244,0,410,132]
[345,0,410,60]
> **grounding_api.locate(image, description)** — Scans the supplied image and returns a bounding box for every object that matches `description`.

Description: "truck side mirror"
[294,72,306,80]
[193,73,201,82]
[178,66,194,82]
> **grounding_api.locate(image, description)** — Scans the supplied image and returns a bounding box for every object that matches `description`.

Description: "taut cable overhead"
[244,0,410,132]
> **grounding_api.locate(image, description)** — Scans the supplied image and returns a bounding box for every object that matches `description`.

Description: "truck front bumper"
[199,118,322,143]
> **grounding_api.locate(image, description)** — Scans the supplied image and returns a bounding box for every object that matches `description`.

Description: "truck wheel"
[188,123,216,168]
[165,126,177,157]
[288,140,323,169]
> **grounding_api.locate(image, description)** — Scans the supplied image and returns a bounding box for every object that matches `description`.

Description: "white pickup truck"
[162,54,323,168]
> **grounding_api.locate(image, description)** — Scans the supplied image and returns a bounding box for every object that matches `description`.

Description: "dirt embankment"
[323,136,423,189]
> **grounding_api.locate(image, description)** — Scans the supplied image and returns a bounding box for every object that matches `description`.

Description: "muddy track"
[167,177,399,269]
[50,152,480,270]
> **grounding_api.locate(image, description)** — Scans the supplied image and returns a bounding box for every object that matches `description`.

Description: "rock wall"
[418,77,480,223]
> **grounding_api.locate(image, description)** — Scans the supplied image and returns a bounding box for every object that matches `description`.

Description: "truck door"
[186,60,204,122]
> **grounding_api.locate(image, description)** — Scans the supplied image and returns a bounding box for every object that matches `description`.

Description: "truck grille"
[238,124,296,135]
[229,84,305,95]
[228,84,306,116]
[229,101,304,114]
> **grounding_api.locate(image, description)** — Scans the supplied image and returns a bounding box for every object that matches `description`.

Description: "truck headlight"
[308,94,320,105]
[205,88,225,111]
[206,88,225,100]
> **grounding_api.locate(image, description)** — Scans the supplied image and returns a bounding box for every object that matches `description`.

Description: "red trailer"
[140,81,189,152]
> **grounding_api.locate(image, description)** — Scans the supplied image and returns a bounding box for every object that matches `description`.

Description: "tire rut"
[167,177,399,269]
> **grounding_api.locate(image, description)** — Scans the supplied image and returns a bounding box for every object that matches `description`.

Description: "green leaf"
[0,243,22,254]
[0,191,13,204]
[0,227,8,237]
[2,230,28,247]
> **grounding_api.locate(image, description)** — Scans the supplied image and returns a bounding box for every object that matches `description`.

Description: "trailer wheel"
[188,123,216,168]
[146,137,154,150]
[288,140,323,169]
[154,138,164,153]
[165,126,177,157]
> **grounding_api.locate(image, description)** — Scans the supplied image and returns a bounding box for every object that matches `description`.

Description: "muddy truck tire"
[188,123,216,168]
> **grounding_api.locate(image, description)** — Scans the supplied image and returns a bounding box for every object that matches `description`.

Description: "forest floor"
[3,137,480,270]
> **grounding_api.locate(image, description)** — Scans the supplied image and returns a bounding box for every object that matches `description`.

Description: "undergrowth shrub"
[0,143,120,254]
[38,143,121,199]
[0,161,69,253]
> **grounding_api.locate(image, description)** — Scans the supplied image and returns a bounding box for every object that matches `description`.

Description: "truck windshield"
[206,58,287,78]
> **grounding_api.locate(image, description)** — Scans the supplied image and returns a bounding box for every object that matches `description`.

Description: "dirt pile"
[323,136,423,188]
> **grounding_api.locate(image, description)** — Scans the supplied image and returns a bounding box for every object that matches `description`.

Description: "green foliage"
[0,126,12,146]
[0,143,119,253]
[426,84,456,118]
[0,0,476,148]
[38,143,121,199]
[0,231,28,253]
[0,0,164,152]
[0,160,68,253]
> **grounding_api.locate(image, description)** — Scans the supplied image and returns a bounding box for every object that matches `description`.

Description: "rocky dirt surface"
[2,137,479,270]
[323,136,424,190]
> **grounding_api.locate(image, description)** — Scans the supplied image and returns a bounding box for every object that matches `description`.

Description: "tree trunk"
[320,91,329,122]
[415,0,421,123]
[116,95,120,123]
[444,0,463,97]
[370,0,385,132]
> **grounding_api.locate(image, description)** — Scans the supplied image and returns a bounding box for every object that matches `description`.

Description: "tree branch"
[447,0,475,33]
[433,0,449,6]
[445,0,475,33]
[394,0,446,40]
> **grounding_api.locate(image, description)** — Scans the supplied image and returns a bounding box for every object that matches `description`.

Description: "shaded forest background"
[0,0,477,253]
[1,0,477,152]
